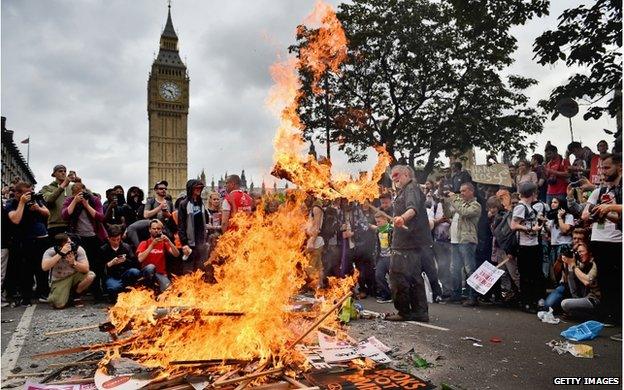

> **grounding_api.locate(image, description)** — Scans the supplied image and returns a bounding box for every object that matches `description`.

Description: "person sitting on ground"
[102,225,140,301]
[41,233,95,309]
[136,219,179,293]
[558,243,601,319]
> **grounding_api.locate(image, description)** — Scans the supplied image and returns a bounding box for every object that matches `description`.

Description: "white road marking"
[1,304,37,381]
[406,320,450,331]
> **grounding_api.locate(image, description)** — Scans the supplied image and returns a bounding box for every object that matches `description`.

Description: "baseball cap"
[51,164,67,176]
[154,180,168,189]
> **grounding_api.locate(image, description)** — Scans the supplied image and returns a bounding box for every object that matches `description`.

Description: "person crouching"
[41,234,95,309]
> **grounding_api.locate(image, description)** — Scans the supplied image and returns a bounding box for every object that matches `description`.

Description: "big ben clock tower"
[147,4,189,197]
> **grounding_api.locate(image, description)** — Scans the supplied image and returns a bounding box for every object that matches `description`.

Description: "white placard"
[467,261,505,295]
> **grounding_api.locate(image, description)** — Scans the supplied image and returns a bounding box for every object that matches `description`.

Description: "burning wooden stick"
[213,367,284,387]
[289,292,352,348]
[169,359,248,366]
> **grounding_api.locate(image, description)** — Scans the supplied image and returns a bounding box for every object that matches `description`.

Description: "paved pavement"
[0,298,621,389]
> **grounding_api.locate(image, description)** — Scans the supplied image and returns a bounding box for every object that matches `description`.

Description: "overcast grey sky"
[1,0,615,194]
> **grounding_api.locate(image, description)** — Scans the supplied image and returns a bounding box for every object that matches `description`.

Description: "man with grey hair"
[385,165,432,322]
[221,174,253,231]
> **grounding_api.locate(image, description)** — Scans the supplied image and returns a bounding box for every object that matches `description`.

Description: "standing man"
[42,165,75,237]
[143,181,176,239]
[443,182,482,306]
[385,165,432,322]
[137,219,179,292]
[6,182,50,305]
[61,182,108,301]
[221,175,253,231]
[582,153,622,325]
[589,140,610,186]
[510,182,545,313]
[544,144,570,204]
[178,179,209,275]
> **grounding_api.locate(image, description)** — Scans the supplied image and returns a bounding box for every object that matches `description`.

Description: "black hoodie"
[178,179,208,247]
[126,186,145,225]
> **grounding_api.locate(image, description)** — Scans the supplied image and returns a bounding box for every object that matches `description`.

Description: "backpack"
[319,206,340,243]
[492,210,518,255]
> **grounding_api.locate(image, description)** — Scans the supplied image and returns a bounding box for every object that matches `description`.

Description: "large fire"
[102,0,391,374]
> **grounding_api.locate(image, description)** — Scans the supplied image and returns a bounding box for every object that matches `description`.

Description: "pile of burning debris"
[16,2,409,389]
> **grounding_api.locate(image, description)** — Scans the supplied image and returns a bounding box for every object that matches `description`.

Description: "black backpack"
[492,210,518,255]
[319,206,340,243]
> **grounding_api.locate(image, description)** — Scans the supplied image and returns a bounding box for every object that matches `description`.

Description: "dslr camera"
[81,191,92,201]
[26,192,45,208]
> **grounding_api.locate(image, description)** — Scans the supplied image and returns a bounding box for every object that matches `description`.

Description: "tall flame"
[103,0,388,371]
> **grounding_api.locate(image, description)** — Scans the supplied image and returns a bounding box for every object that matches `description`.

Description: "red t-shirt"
[224,190,253,214]
[136,238,170,275]
[546,156,570,195]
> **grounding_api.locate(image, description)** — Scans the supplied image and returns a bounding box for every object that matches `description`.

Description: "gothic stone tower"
[147,5,189,197]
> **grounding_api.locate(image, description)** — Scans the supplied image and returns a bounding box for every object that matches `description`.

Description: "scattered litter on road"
[472,343,483,348]
[547,340,594,358]
[461,336,482,343]
[537,308,560,324]
[1,319,15,323]
[359,309,383,319]
[490,336,502,343]
[412,353,432,368]
[24,381,96,390]
[560,320,604,341]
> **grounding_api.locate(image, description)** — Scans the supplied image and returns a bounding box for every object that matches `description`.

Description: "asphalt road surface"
[1,298,621,389]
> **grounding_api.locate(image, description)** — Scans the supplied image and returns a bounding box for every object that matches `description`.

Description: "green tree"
[293,0,547,178]
[533,0,622,121]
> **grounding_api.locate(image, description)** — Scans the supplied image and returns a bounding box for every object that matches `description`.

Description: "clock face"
[159,81,181,101]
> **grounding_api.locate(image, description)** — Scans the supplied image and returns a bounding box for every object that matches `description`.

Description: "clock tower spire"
[147,3,189,197]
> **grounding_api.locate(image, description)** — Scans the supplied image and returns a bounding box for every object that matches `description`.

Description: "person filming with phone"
[102,225,140,301]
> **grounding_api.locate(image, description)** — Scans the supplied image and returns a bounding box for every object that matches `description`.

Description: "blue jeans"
[142,264,171,292]
[375,256,391,300]
[105,268,141,296]
[451,243,477,300]
[544,284,566,309]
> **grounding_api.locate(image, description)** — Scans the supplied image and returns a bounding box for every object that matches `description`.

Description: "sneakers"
[38,296,49,303]
[376,297,392,304]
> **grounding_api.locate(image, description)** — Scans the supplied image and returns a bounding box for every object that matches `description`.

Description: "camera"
[115,194,124,204]
[569,180,583,188]
[155,232,163,239]
[26,192,45,207]
[81,191,91,201]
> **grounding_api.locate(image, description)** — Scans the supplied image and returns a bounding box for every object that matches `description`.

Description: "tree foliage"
[533,0,622,121]
[292,0,548,177]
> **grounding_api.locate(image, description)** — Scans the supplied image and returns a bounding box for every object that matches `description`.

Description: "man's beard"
[606,172,620,183]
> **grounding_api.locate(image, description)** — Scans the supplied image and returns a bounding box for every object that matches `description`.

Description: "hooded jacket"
[178,179,208,247]
[126,186,145,225]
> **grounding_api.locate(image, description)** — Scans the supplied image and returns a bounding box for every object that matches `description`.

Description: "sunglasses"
[156,187,167,191]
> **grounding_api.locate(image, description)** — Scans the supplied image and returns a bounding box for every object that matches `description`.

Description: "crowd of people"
[0,140,621,336]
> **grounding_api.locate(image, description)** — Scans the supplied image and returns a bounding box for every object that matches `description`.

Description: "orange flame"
[103,0,386,371]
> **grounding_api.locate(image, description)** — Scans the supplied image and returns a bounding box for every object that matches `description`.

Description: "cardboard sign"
[317,332,392,364]
[306,367,435,390]
[468,164,512,187]
[94,358,158,390]
[467,261,505,295]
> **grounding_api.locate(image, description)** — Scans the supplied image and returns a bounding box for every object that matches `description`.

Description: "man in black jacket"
[178,179,210,276]
[102,225,140,301]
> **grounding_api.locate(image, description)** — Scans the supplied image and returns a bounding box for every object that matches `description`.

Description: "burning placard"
[306,368,435,390]
[467,261,505,295]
